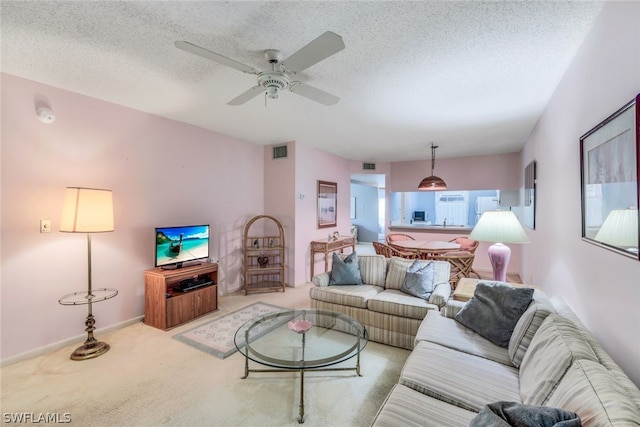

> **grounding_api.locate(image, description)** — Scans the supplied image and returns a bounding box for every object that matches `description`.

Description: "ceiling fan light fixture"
[418,143,447,191]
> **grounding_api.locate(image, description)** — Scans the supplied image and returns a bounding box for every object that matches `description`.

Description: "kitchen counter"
[389,222,472,232]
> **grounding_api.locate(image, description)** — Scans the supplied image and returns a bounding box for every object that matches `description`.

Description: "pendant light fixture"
[418,143,447,190]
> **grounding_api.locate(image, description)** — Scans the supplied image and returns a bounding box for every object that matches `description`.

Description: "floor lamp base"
[70,340,110,361]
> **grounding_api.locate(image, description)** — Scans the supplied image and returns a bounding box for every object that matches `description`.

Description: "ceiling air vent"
[272,145,288,159]
[362,162,376,170]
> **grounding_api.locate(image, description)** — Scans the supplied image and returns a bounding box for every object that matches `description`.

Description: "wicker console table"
[310,236,356,280]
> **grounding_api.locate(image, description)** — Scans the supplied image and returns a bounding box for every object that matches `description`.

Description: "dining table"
[389,240,461,257]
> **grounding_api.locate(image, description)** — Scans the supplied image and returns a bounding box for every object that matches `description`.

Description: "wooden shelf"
[243,215,285,295]
[144,262,218,330]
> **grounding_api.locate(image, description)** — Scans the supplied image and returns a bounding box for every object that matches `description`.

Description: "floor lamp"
[59,187,117,360]
[469,210,529,282]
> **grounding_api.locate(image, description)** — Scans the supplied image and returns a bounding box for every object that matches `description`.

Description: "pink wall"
[293,142,351,285]
[263,142,296,285]
[1,73,264,360]
[519,1,640,385]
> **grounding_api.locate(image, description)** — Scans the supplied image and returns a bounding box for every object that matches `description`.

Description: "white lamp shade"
[469,210,529,244]
[595,209,638,247]
[60,187,114,233]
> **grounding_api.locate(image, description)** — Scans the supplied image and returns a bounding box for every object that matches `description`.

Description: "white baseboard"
[0,315,144,367]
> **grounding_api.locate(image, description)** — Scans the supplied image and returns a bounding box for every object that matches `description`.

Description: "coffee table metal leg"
[298,368,305,423]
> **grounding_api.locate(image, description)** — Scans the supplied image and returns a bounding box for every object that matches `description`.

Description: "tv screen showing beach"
[155,225,210,267]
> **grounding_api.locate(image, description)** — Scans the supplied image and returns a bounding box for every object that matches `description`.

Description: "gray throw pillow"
[455,282,534,347]
[400,260,434,300]
[469,401,582,427]
[329,252,363,285]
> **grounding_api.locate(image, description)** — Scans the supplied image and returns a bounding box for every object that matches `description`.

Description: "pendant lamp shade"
[418,143,447,191]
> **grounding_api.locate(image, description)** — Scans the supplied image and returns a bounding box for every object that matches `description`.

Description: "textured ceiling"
[1,1,603,162]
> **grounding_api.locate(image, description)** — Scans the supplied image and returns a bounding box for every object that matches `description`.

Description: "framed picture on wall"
[523,160,536,230]
[317,180,337,228]
[579,93,639,260]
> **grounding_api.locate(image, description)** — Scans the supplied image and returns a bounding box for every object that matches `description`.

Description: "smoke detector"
[36,107,56,124]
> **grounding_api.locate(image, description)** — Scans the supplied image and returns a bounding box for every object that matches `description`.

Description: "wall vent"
[272,145,288,159]
[362,162,376,170]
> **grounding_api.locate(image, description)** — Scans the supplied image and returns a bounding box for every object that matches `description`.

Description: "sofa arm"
[441,300,466,318]
[429,282,452,308]
[312,272,331,287]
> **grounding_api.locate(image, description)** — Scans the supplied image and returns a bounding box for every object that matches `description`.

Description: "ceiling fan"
[175,31,345,106]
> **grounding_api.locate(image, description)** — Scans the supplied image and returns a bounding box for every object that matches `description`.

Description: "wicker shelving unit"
[243,215,285,295]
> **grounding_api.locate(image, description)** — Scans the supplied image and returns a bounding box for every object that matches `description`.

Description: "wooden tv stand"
[144,262,218,330]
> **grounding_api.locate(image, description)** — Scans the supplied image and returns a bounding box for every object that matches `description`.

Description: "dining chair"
[448,237,481,278]
[372,241,417,259]
[386,233,415,250]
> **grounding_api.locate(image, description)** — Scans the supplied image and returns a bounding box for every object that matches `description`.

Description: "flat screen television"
[155,224,210,269]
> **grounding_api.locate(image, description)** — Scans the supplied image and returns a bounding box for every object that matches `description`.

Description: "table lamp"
[59,187,116,360]
[595,208,639,254]
[469,210,529,282]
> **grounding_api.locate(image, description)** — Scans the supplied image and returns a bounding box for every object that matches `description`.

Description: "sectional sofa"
[309,254,640,426]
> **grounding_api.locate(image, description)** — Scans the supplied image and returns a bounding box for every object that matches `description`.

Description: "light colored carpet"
[1,283,410,426]
[173,301,285,359]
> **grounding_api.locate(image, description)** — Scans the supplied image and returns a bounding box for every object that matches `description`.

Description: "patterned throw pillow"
[400,259,435,299]
[329,252,363,285]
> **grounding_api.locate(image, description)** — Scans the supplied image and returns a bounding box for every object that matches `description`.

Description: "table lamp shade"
[469,210,529,244]
[60,187,114,233]
[595,208,638,247]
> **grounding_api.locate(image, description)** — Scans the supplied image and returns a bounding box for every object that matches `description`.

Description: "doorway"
[350,174,386,243]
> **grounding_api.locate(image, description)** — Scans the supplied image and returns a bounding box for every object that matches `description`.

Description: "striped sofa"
[371,289,640,426]
[310,255,452,350]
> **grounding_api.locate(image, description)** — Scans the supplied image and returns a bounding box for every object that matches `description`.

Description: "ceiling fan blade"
[227,85,264,106]
[289,82,340,106]
[281,31,345,73]
[175,41,259,75]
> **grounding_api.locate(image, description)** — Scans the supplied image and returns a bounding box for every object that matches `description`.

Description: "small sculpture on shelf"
[253,239,259,249]
[257,254,269,268]
[332,231,340,241]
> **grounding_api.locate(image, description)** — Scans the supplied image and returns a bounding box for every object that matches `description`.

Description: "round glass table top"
[234,308,368,370]
[58,288,119,305]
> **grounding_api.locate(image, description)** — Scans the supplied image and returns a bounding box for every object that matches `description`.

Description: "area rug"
[173,301,285,359]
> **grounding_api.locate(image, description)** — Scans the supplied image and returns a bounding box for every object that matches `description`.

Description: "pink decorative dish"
[288,319,313,334]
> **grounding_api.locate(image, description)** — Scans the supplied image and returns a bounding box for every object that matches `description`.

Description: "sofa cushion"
[519,314,598,406]
[551,296,640,411]
[415,311,512,366]
[368,289,437,320]
[546,360,640,427]
[455,281,534,347]
[400,341,521,413]
[400,259,434,299]
[309,284,383,309]
[385,258,450,290]
[356,254,388,287]
[508,289,554,367]
[329,252,363,285]
[371,384,477,427]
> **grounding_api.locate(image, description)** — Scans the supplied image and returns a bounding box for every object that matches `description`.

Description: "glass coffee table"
[234,308,368,423]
